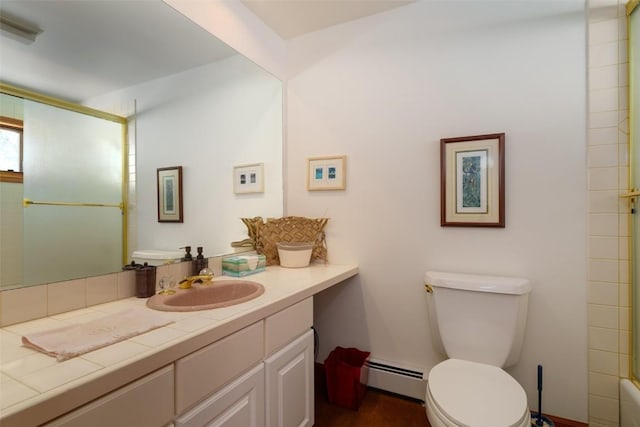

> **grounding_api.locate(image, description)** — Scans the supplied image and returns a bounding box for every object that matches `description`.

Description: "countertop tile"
[169,316,214,333]
[0,352,57,379]
[81,340,151,367]
[128,324,185,347]
[3,317,67,336]
[0,331,35,363]
[0,376,39,410]
[18,358,102,393]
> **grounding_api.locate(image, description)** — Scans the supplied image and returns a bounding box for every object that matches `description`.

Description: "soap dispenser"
[193,246,208,275]
[181,246,193,261]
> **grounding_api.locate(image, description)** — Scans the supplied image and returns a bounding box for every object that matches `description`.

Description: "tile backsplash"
[0,256,223,327]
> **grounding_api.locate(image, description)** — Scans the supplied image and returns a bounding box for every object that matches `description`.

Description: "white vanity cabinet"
[45,365,175,427]
[174,297,314,427]
[265,329,314,427]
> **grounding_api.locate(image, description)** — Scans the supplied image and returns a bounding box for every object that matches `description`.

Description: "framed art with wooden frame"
[157,166,183,223]
[307,155,346,191]
[440,133,505,227]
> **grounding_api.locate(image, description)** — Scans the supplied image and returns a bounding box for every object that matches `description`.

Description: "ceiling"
[0,1,235,103]
[0,0,414,103]
[241,0,414,39]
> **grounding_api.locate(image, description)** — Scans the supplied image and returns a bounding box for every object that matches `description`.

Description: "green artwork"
[462,156,481,208]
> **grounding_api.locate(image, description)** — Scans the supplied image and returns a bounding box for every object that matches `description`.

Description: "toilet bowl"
[425,359,530,427]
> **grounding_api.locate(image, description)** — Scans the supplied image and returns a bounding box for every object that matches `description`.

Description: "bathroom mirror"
[0,1,283,290]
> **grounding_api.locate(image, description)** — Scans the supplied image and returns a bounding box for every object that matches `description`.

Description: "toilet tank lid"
[424,271,531,295]
[132,250,184,260]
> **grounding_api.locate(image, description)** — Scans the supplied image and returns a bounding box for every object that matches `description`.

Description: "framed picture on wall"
[307,155,346,191]
[157,166,183,223]
[234,163,264,194]
[440,133,505,227]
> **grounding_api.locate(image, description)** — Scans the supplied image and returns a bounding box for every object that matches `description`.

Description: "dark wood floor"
[314,365,430,427]
[314,386,430,427]
[313,361,589,427]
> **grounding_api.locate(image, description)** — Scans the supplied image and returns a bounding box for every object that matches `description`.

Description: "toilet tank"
[424,271,531,368]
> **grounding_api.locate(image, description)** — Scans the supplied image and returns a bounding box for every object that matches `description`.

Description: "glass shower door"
[22,100,124,285]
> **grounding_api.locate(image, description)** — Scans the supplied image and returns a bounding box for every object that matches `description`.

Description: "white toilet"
[424,271,532,427]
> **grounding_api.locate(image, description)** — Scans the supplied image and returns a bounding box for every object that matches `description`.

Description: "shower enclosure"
[630,0,639,382]
[624,0,640,423]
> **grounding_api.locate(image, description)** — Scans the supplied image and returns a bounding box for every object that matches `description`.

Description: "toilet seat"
[426,359,530,427]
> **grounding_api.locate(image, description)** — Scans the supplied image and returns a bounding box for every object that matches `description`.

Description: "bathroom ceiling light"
[0,14,41,44]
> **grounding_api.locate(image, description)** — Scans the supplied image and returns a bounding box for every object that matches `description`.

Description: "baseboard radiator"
[365,358,426,401]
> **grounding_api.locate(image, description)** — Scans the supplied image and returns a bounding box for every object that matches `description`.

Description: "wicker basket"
[241,216,328,265]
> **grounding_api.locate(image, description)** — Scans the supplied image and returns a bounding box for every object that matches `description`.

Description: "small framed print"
[157,166,183,223]
[440,133,505,227]
[234,163,264,194]
[307,155,346,191]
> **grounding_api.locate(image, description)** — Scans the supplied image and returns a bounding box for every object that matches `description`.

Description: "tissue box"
[222,254,266,277]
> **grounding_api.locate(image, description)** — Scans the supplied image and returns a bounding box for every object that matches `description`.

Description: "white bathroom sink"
[146,280,265,312]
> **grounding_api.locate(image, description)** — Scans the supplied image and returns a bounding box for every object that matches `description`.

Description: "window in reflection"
[0,117,23,177]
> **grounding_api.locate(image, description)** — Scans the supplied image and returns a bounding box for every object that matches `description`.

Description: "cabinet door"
[175,364,265,427]
[264,329,314,427]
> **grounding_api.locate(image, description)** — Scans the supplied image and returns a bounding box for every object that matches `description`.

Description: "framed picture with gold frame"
[440,133,505,227]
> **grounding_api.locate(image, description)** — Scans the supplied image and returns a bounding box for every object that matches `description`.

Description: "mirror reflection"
[0,90,126,288]
[0,1,284,290]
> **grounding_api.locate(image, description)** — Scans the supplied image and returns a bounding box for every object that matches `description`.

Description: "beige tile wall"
[0,256,222,327]
[587,1,630,426]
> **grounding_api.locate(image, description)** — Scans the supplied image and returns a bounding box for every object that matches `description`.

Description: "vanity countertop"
[0,263,358,427]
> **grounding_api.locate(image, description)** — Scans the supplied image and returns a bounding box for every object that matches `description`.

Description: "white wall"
[90,54,283,257]
[286,1,588,422]
[165,0,286,80]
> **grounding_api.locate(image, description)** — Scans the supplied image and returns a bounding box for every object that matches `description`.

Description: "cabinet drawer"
[45,365,174,427]
[175,364,264,427]
[265,297,312,356]
[175,321,264,414]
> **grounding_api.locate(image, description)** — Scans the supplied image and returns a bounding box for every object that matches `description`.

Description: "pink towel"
[22,309,173,362]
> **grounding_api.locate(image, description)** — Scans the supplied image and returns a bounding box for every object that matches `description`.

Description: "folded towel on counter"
[22,308,173,362]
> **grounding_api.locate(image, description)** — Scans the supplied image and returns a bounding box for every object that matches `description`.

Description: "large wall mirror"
[0,1,284,290]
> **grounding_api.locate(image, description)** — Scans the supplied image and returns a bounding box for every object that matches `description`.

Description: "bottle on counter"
[193,246,208,275]
[181,246,193,261]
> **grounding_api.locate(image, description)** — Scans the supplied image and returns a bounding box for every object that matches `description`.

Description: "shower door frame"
[627,0,639,387]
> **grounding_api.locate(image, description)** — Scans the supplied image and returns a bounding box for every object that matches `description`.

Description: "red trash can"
[323,346,370,410]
